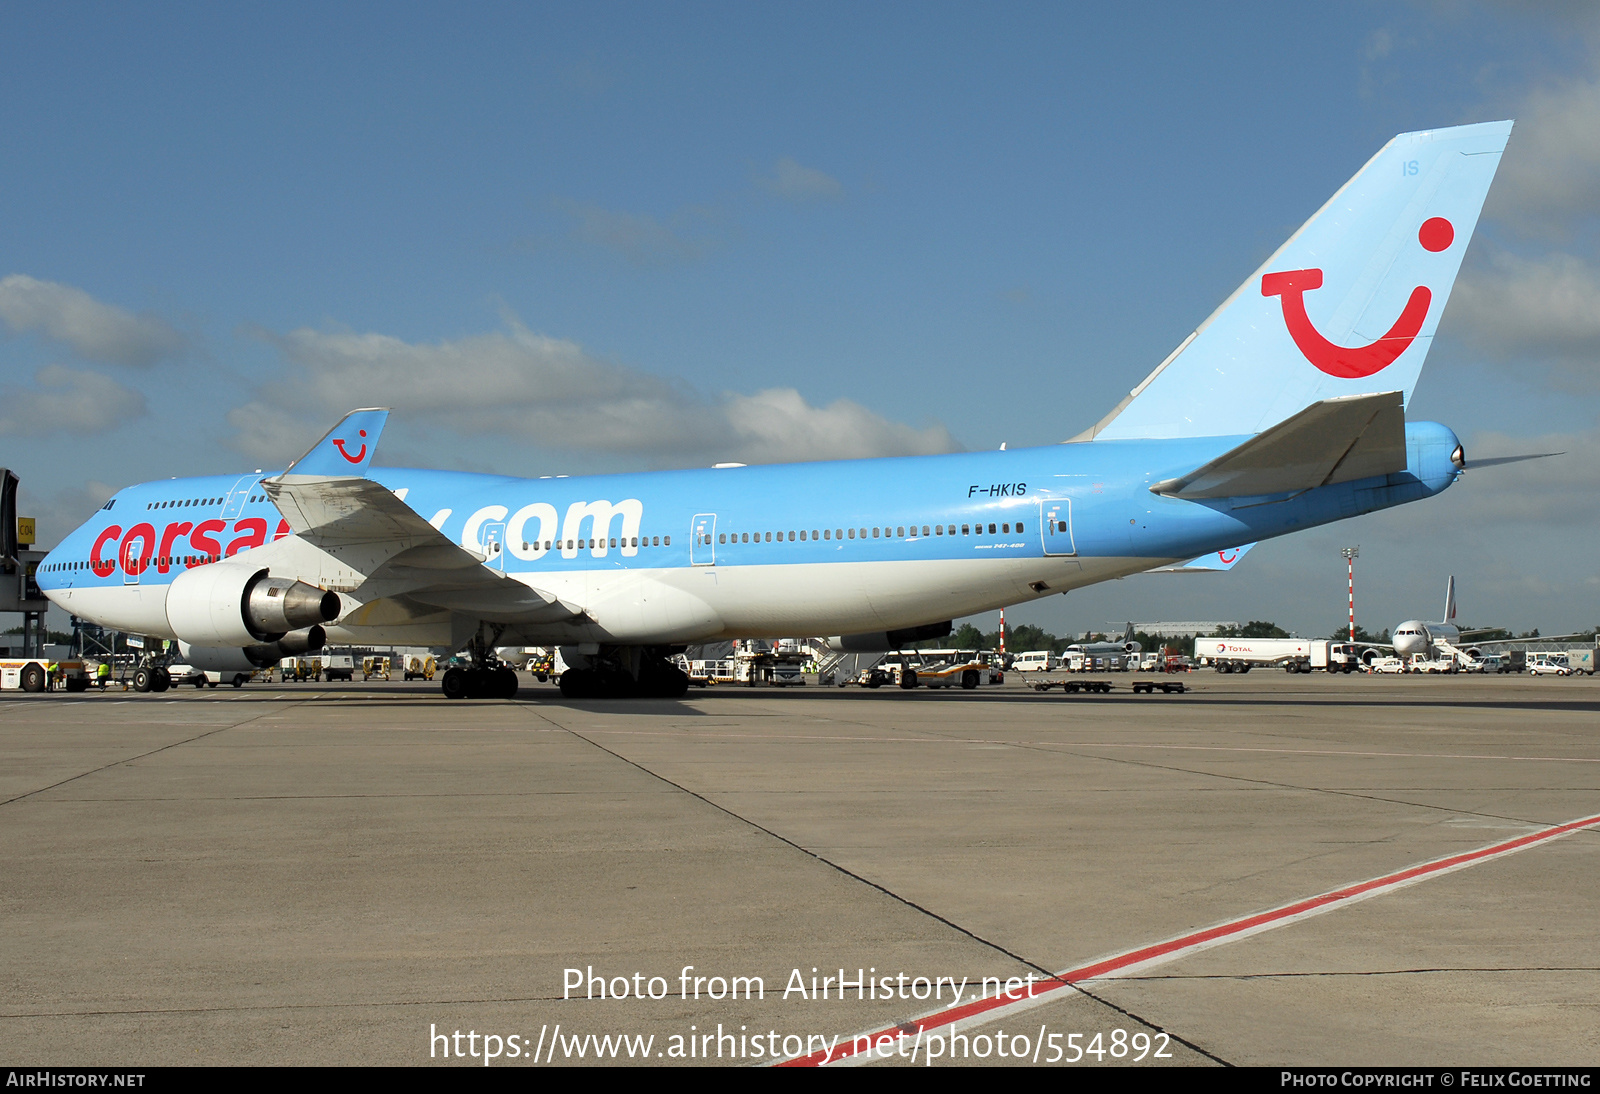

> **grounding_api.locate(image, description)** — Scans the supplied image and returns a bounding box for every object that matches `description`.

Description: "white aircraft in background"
[1391,576,1466,659]
[1064,623,1140,663]
[1390,577,1586,663]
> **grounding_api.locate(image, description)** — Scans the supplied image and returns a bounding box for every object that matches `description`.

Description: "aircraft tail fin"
[1444,575,1457,624]
[1080,121,1512,442]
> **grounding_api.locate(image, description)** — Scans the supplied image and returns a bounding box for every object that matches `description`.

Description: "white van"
[1012,650,1055,673]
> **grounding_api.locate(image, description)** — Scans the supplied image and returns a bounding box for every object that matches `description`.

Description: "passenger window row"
[713,522,1022,545]
[51,552,224,575]
[145,493,269,511]
[148,497,220,509]
[519,535,670,551]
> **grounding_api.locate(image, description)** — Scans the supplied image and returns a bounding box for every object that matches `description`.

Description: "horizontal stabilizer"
[1147,543,1257,573]
[1150,391,1405,499]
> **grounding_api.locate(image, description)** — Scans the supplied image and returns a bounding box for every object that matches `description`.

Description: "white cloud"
[553,199,724,264]
[0,275,185,366]
[232,316,960,467]
[17,479,117,550]
[225,401,328,465]
[721,388,954,462]
[757,157,843,202]
[1449,250,1600,383]
[1442,424,1600,527]
[0,365,147,436]
[1485,75,1600,236]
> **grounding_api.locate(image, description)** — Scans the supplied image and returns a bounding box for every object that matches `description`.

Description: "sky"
[3,2,1599,639]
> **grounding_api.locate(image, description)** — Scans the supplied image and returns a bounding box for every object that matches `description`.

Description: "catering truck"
[1196,638,1361,674]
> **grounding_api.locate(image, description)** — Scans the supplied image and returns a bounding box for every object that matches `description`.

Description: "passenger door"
[1038,499,1076,556]
[690,513,717,566]
[480,522,506,572]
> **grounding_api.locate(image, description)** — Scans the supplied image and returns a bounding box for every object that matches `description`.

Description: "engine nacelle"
[244,626,326,666]
[166,564,339,647]
[179,626,328,672]
[176,643,262,674]
[827,621,952,653]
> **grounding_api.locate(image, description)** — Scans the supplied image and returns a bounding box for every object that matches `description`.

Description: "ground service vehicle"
[0,657,90,692]
[733,639,809,686]
[1407,654,1458,674]
[322,653,355,681]
[905,649,1002,689]
[1197,638,1361,673]
[281,657,320,682]
[169,663,250,688]
[1563,648,1596,675]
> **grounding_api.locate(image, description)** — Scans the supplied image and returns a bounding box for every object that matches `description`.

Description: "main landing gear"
[440,629,519,700]
[558,647,689,700]
[440,664,519,700]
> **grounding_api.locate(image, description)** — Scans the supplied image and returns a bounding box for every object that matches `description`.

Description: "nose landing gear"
[132,662,172,693]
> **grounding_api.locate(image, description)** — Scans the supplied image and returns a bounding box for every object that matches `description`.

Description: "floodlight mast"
[1341,547,1360,643]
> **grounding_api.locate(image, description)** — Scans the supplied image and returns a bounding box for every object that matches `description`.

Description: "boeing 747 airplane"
[35,121,1517,699]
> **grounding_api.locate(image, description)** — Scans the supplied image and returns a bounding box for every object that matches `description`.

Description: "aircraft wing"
[1150,392,1406,500]
[1462,632,1593,648]
[262,409,581,625]
[1145,543,1256,573]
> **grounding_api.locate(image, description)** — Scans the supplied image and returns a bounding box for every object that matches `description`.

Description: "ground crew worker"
[97,661,111,689]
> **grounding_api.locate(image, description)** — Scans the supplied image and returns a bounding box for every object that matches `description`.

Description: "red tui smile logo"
[332,429,368,463]
[1262,217,1454,379]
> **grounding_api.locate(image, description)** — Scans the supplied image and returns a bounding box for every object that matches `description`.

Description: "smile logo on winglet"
[332,429,368,463]
[1261,218,1453,379]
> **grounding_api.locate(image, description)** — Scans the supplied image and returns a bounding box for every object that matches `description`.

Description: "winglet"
[278,408,391,480]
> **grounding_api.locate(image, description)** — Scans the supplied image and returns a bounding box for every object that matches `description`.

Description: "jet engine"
[166,564,339,648]
[180,626,327,672]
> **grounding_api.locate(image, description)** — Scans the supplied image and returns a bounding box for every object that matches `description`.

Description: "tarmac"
[3,670,1598,1067]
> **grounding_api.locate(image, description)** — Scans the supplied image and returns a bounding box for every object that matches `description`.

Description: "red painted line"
[781,811,1600,1066]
